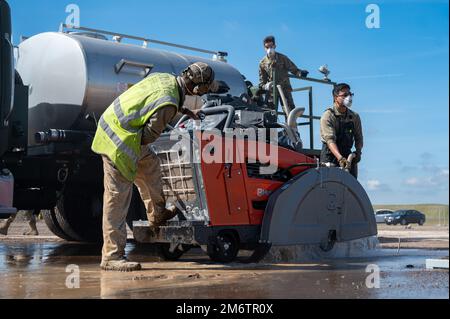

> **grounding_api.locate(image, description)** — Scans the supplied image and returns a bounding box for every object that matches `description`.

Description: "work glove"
[263,82,273,91]
[353,152,362,163]
[181,108,201,121]
[338,157,349,169]
[298,70,309,78]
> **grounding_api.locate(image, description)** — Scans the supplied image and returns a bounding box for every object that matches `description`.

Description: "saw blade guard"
[261,167,377,246]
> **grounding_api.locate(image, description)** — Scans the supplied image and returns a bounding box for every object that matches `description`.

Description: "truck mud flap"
[261,167,377,246]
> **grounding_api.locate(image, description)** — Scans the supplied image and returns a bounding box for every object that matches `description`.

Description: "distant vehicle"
[375,209,394,223]
[385,210,426,226]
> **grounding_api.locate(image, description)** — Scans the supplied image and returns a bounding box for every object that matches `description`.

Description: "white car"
[375,209,394,224]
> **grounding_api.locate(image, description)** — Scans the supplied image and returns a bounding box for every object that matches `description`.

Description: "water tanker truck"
[1,0,376,262]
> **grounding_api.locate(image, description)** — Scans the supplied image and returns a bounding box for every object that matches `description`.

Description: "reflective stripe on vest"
[114,95,178,133]
[98,117,139,163]
[91,73,180,181]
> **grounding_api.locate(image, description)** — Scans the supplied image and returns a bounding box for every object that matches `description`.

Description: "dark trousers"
[320,144,358,179]
[267,89,296,118]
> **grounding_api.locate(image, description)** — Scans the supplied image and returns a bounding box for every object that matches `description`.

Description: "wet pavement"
[0,239,448,299]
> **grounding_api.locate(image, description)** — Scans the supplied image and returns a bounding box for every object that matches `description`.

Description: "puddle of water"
[0,240,448,299]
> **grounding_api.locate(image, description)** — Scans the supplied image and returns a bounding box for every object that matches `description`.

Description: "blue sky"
[8,0,449,204]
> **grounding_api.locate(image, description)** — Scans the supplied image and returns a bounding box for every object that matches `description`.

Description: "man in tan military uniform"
[320,83,363,178]
[259,35,309,115]
[94,63,216,272]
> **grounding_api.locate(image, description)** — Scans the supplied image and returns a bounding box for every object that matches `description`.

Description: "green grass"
[373,204,449,225]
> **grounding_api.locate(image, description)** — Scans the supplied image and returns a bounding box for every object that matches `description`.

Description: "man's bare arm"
[327,142,344,161]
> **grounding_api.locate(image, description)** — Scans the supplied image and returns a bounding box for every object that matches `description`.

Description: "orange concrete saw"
[131,96,377,263]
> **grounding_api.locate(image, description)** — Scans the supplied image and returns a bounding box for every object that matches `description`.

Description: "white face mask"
[266,48,276,58]
[343,95,353,108]
[183,95,204,111]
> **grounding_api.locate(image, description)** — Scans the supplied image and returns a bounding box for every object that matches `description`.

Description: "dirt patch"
[377,225,449,250]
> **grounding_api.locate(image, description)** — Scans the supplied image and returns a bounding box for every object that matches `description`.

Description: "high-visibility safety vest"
[92,73,181,182]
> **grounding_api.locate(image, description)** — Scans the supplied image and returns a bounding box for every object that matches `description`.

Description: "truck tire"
[42,208,78,241]
[55,185,103,243]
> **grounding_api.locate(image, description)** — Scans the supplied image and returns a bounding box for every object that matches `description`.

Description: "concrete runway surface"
[0,221,448,299]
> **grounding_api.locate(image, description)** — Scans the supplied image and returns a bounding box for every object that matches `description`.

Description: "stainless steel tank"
[16,32,247,145]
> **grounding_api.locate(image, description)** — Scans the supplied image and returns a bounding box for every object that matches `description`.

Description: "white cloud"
[367,180,381,190]
[365,179,391,192]
[405,177,420,186]
[403,169,449,189]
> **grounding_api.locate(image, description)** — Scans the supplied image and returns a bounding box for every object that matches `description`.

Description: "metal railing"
[59,24,228,61]
[272,74,336,151]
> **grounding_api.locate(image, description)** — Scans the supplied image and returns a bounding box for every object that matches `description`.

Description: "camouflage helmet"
[182,62,215,95]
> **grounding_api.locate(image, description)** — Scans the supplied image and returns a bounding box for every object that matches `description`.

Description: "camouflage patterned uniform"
[259,52,302,114]
[320,104,363,178]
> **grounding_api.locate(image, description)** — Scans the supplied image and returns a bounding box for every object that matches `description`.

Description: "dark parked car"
[385,210,426,226]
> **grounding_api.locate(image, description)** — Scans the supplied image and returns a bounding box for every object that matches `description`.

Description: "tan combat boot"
[149,207,180,228]
[0,216,14,236]
[100,258,142,272]
[23,218,39,236]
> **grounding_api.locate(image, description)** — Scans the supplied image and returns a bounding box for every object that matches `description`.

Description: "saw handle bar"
[175,100,217,128]
[197,106,235,129]
[175,102,236,131]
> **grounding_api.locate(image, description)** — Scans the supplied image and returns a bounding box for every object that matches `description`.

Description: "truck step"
[0,206,17,217]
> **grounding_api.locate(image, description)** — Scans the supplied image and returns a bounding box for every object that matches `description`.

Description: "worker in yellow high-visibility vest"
[92,62,216,272]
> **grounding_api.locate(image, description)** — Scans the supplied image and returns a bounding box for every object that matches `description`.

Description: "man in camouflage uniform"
[320,83,363,179]
[259,35,309,115]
